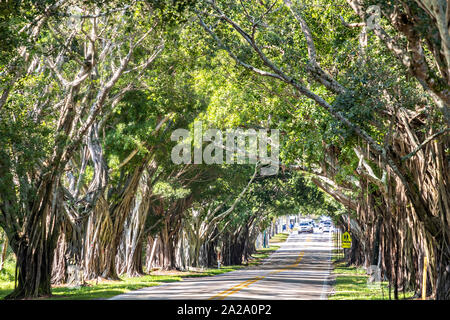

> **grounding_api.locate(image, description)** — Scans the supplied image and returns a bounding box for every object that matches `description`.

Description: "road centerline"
[209,235,312,300]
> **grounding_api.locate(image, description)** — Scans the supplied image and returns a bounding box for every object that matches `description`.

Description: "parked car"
[298,222,313,233]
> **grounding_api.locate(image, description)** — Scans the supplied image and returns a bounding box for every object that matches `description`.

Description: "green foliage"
[152,181,190,200]
[330,261,415,300]
[1,0,446,299]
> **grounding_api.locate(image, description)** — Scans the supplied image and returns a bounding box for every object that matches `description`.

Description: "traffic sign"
[342,232,352,248]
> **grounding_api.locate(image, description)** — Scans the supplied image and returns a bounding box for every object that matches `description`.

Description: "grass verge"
[329,251,415,300]
[269,232,289,244]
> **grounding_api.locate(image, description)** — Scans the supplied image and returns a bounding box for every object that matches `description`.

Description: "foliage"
[0,0,449,300]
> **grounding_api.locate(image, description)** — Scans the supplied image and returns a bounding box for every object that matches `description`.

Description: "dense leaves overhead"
[0,0,449,300]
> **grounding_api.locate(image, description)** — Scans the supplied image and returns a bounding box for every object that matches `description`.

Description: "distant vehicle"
[298,222,313,233]
[322,220,331,232]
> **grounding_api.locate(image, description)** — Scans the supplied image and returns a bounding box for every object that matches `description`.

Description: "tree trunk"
[0,236,8,271]
[159,226,177,270]
[5,212,59,299]
[8,240,55,299]
[116,179,152,277]
[435,252,450,300]
[145,236,158,271]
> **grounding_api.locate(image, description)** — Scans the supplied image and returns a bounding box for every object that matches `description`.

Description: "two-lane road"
[111,231,333,300]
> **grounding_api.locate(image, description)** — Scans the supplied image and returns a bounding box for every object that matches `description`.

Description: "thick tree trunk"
[5,211,59,299]
[7,239,55,299]
[435,252,450,300]
[4,176,61,299]
[116,179,152,277]
[51,231,67,284]
[159,226,177,270]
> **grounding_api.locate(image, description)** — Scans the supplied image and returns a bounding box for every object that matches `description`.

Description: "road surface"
[110,230,333,300]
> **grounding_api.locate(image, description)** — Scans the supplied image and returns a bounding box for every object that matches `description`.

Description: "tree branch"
[401,127,450,161]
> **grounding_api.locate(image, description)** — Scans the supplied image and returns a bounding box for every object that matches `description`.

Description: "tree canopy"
[0,0,449,300]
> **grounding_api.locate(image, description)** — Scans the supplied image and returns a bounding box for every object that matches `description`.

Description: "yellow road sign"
[342,232,352,248]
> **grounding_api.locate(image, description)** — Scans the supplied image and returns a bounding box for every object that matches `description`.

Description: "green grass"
[0,236,283,300]
[329,260,415,300]
[269,232,289,244]
[0,255,16,299]
[329,232,415,300]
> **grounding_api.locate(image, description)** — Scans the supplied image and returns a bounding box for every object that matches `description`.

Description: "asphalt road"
[110,230,333,300]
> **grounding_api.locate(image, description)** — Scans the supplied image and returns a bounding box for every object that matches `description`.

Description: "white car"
[322,221,332,232]
[298,222,313,233]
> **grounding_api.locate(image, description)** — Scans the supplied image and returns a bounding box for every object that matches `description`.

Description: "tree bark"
[0,236,8,271]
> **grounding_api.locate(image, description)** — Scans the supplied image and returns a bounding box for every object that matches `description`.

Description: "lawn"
[329,232,416,300]
[0,238,282,300]
[269,232,289,244]
[329,259,416,300]
[0,255,15,299]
